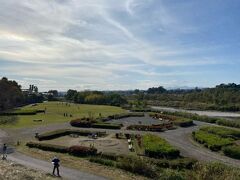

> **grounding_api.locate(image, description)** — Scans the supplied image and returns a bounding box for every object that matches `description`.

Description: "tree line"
[65,90,127,106]
[130,84,240,111]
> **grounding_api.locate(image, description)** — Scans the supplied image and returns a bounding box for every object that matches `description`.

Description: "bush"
[116,155,157,178]
[99,152,118,161]
[143,134,180,159]
[217,119,240,128]
[89,157,115,167]
[0,109,45,116]
[68,145,97,157]
[70,119,92,127]
[200,126,240,139]
[151,110,219,124]
[149,113,193,127]
[187,162,240,180]
[26,142,68,153]
[158,169,185,180]
[0,116,18,125]
[192,130,234,151]
[126,124,166,132]
[70,118,121,129]
[37,129,106,141]
[223,145,240,159]
[154,158,197,170]
[92,123,121,129]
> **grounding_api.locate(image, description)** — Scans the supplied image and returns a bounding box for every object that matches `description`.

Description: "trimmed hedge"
[70,118,121,129]
[223,145,240,159]
[143,134,180,159]
[192,130,234,151]
[217,119,240,129]
[37,129,106,141]
[97,112,145,122]
[200,126,240,139]
[126,124,167,132]
[26,142,68,153]
[0,109,44,116]
[69,145,97,156]
[151,110,219,124]
[26,142,97,156]
[149,113,193,127]
[92,123,121,129]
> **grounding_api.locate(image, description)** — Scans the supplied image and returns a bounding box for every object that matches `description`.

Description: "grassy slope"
[1,102,126,128]
[0,160,55,180]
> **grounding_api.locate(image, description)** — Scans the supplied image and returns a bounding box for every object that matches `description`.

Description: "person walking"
[2,144,7,160]
[52,156,60,177]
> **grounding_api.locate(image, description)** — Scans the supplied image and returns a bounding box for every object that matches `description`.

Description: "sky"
[0,0,240,91]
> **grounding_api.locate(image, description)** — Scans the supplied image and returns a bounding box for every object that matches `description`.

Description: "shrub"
[126,124,166,132]
[158,169,185,180]
[70,119,92,127]
[0,116,18,125]
[151,110,219,124]
[200,126,240,139]
[192,130,234,151]
[223,145,240,159]
[68,145,97,157]
[0,109,45,116]
[187,162,240,180]
[92,123,121,129]
[99,152,118,161]
[70,118,121,129]
[154,158,197,170]
[89,157,115,167]
[217,119,240,128]
[37,129,106,141]
[143,134,180,159]
[26,142,68,153]
[116,155,157,178]
[149,113,193,127]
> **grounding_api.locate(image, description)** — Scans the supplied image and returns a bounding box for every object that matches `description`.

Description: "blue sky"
[0,0,240,91]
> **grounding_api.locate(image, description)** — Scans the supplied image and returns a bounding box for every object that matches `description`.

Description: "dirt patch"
[43,134,130,154]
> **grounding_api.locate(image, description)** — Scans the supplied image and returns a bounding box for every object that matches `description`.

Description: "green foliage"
[70,118,121,129]
[65,90,127,106]
[68,145,97,156]
[187,162,240,180]
[0,109,45,116]
[192,130,234,151]
[92,123,121,129]
[158,168,185,180]
[223,145,240,159]
[26,142,68,153]
[0,116,18,125]
[200,126,240,139]
[0,77,24,111]
[160,110,219,123]
[26,142,97,156]
[89,157,115,167]
[149,113,193,127]
[116,155,157,178]
[37,129,106,141]
[217,119,240,128]
[154,158,197,170]
[138,83,240,111]
[143,134,180,158]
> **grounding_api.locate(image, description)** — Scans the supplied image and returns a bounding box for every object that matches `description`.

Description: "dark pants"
[53,165,60,176]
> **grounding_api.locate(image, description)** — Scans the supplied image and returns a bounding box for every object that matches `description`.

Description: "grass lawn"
[0,101,126,128]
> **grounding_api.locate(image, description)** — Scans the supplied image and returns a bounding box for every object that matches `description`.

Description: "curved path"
[158,121,240,167]
[0,128,107,180]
